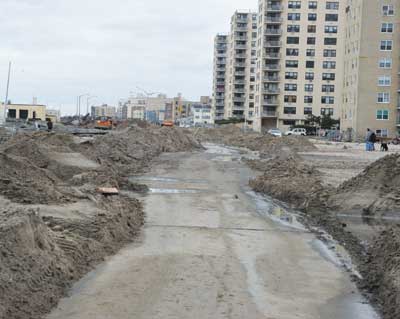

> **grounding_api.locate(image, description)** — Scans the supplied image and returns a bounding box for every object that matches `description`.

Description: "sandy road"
[47,144,379,319]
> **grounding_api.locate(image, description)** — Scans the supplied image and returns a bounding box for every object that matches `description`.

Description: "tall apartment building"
[224,11,258,122]
[341,1,400,140]
[212,34,228,121]
[253,0,345,132]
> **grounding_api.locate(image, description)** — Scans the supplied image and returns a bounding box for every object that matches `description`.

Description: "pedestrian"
[46,119,53,132]
[365,128,372,152]
[369,131,377,151]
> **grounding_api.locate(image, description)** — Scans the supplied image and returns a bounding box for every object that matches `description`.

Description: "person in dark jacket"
[47,119,53,132]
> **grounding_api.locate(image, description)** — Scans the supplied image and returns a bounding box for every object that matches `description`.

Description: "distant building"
[5,103,46,121]
[46,109,61,123]
[193,103,213,126]
[91,104,116,118]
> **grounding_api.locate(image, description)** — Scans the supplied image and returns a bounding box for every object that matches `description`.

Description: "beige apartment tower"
[341,0,400,140]
[224,11,258,122]
[212,34,228,121]
[253,0,345,133]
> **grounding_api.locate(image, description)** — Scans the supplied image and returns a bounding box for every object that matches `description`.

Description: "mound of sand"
[327,154,400,215]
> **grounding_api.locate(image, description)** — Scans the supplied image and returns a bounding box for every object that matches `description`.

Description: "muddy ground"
[196,125,400,319]
[0,125,200,319]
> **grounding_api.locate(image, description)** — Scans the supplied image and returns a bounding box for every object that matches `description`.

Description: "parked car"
[267,128,282,137]
[285,128,307,136]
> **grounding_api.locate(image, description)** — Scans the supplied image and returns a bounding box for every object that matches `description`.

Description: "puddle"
[129,176,207,184]
[246,190,306,231]
[148,188,203,194]
[204,143,260,162]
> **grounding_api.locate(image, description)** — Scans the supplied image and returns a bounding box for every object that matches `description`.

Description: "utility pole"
[2,61,11,124]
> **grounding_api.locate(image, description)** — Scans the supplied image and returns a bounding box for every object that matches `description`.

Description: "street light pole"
[78,93,89,124]
[3,61,11,123]
[86,95,97,117]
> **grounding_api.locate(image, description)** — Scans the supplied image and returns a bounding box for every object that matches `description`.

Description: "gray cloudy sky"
[0,0,256,115]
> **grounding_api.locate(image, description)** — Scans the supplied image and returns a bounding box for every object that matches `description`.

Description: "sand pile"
[362,226,400,319]
[196,125,316,157]
[0,196,143,319]
[326,154,400,215]
[249,156,325,209]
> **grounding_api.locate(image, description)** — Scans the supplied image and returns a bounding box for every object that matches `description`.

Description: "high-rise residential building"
[225,11,258,122]
[341,1,400,140]
[253,0,345,133]
[212,34,228,121]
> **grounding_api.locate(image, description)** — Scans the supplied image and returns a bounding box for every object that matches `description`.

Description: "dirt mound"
[326,154,400,215]
[361,226,400,319]
[249,156,325,209]
[196,125,316,157]
[0,196,143,319]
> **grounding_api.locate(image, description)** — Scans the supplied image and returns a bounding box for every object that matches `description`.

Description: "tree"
[320,114,340,129]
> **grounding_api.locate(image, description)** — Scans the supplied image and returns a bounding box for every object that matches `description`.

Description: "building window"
[305,84,314,92]
[306,61,315,68]
[307,37,316,45]
[284,107,297,114]
[287,37,300,44]
[309,1,318,9]
[326,2,339,10]
[308,13,317,21]
[377,92,390,103]
[379,58,392,68]
[286,48,299,56]
[380,40,393,51]
[322,96,335,104]
[286,60,299,68]
[325,14,338,21]
[381,23,394,33]
[383,5,394,16]
[323,49,336,57]
[285,83,298,91]
[325,26,338,33]
[378,76,391,86]
[304,107,313,114]
[321,108,334,116]
[288,13,301,21]
[305,72,314,80]
[284,95,297,103]
[376,129,389,137]
[306,49,315,57]
[304,96,313,104]
[322,73,335,80]
[288,1,301,9]
[283,120,296,126]
[376,109,389,120]
[322,85,335,92]
[285,72,298,79]
[287,25,300,32]
[324,38,337,45]
[323,61,336,69]
[307,25,317,33]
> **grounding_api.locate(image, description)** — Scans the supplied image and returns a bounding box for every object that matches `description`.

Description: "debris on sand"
[0,125,200,319]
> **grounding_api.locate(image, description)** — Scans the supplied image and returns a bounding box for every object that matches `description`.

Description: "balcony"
[265,16,283,24]
[236,44,247,50]
[262,111,278,118]
[264,88,280,94]
[263,76,280,82]
[266,5,284,12]
[235,79,246,85]
[235,71,246,76]
[263,99,279,106]
[233,97,246,103]
[216,67,226,72]
[236,26,248,32]
[236,53,247,59]
[236,36,247,41]
[264,41,282,47]
[265,29,282,35]
[265,52,281,59]
[264,64,281,71]
[234,88,246,94]
[235,62,246,67]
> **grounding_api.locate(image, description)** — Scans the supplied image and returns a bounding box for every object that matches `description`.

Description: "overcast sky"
[0,0,256,115]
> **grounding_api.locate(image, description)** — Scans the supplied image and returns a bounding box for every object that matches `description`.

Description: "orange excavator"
[95,117,114,130]
[161,120,174,127]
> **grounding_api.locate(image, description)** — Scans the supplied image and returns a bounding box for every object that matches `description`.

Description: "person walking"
[369,131,377,151]
[46,119,53,132]
[365,128,372,151]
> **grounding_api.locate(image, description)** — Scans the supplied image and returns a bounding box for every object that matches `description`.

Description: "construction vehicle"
[95,117,114,130]
[161,120,174,127]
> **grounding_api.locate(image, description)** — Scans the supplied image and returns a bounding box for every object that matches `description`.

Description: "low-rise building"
[46,109,61,123]
[6,103,46,120]
[193,103,213,126]
[91,104,116,118]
